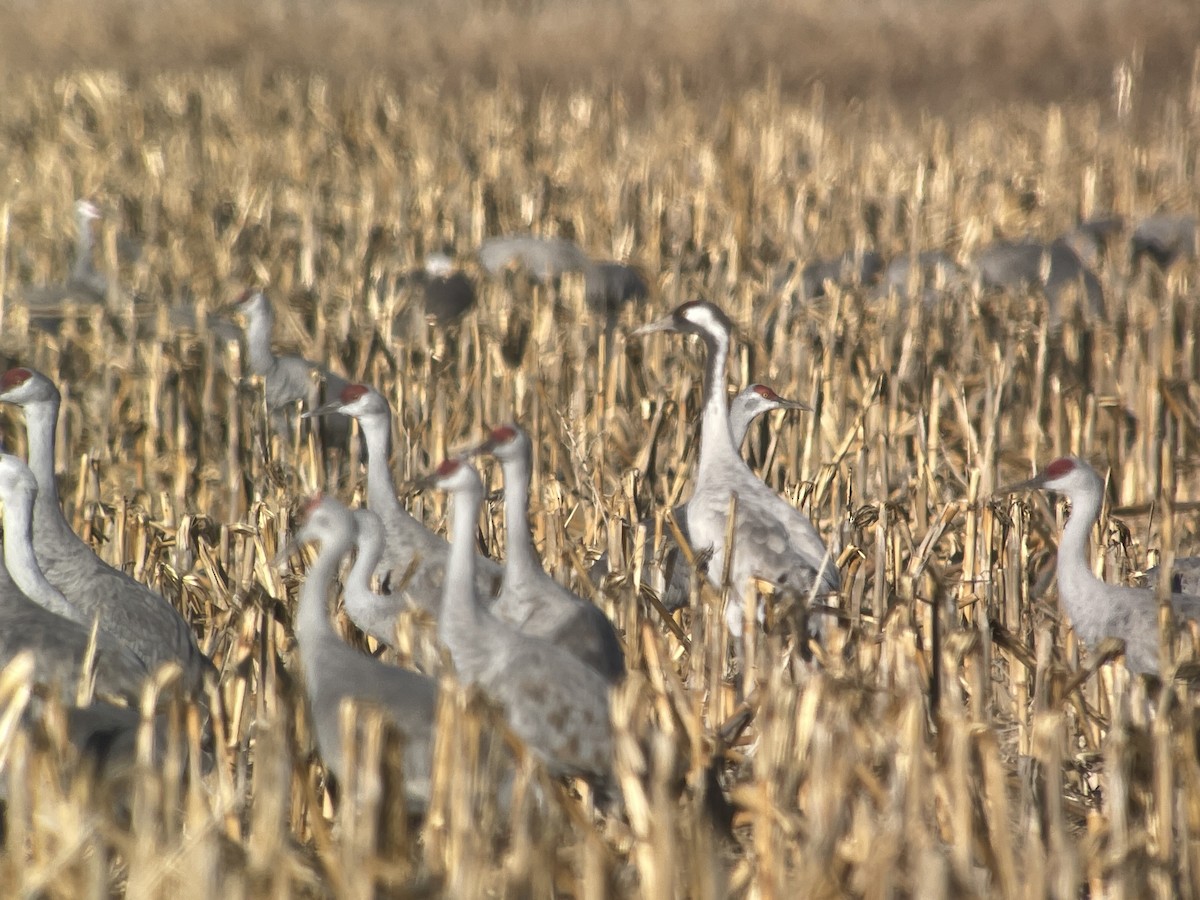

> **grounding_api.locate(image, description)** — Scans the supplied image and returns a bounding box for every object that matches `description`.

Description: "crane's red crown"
[436,458,461,477]
[752,385,782,401]
[1045,458,1077,478]
[301,494,325,520]
[233,288,258,306]
[340,384,370,404]
[489,425,518,444]
[1,368,32,390]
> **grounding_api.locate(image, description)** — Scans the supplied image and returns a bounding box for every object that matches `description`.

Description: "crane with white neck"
[1001,456,1200,676]
[632,301,840,641]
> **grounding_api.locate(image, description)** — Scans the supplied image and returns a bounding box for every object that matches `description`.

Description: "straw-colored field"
[0,2,1199,896]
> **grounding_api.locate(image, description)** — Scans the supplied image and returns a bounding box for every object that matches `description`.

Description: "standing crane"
[304,382,503,620]
[224,289,351,450]
[633,302,840,641]
[285,495,438,812]
[1001,456,1200,675]
[468,424,624,683]
[0,367,211,691]
[424,457,614,792]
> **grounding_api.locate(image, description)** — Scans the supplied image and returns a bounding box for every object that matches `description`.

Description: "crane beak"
[630,314,677,337]
[995,472,1049,495]
[302,399,343,419]
[461,437,496,458]
[777,398,812,412]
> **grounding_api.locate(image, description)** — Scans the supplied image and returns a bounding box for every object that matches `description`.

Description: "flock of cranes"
[0,199,1198,824]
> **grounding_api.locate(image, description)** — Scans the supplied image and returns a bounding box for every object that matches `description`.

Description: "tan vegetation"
[0,4,1198,895]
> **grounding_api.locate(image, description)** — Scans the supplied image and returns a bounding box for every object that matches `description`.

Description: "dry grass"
[0,12,1197,897]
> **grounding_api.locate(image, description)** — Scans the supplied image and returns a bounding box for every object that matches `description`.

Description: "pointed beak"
[777,398,812,412]
[461,436,497,458]
[302,398,344,420]
[631,314,677,337]
[996,472,1049,495]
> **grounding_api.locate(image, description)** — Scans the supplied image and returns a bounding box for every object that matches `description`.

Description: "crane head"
[0,367,57,406]
[740,384,810,413]
[997,456,1103,498]
[464,423,527,460]
[631,300,734,342]
[303,382,383,420]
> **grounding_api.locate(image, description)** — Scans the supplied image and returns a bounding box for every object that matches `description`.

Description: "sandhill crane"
[633,302,840,641]
[775,251,884,301]
[0,453,149,702]
[20,200,107,331]
[1131,213,1197,271]
[285,495,438,810]
[1001,456,1200,676]
[342,507,400,647]
[425,457,613,790]
[304,383,503,619]
[592,384,809,612]
[0,367,211,691]
[584,261,649,315]
[478,235,590,283]
[973,238,1104,323]
[881,250,966,301]
[468,424,624,683]
[1061,216,1125,269]
[224,289,351,448]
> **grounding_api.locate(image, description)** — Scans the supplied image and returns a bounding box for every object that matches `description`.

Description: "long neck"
[500,451,542,585]
[729,404,756,449]
[296,536,347,656]
[245,310,276,375]
[359,411,409,522]
[2,491,87,625]
[23,399,65,519]
[346,525,383,600]
[696,331,739,480]
[72,211,96,283]
[1054,487,1104,621]
[439,478,488,655]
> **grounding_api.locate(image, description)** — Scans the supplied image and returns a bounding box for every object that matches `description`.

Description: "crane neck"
[72,210,96,284]
[728,404,755,449]
[244,310,276,376]
[296,533,349,658]
[1053,486,1105,621]
[696,329,739,480]
[1,488,88,626]
[359,410,409,523]
[499,451,542,585]
[438,475,488,661]
[345,525,383,602]
[22,398,66,520]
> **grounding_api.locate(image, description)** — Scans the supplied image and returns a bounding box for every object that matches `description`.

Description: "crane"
[633,301,840,641]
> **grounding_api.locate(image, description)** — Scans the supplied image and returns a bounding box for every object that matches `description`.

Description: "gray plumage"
[290,496,438,810]
[20,200,107,331]
[0,368,210,691]
[430,458,613,788]
[584,261,649,315]
[342,508,401,646]
[471,424,624,683]
[634,302,839,640]
[1144,557,1200,597]
[592,384,808,612]
[1061,215,1125,269]
[1130,213,1197,270]
[1001,456,1200,676]
[478,235,590,283]
[775,251,885,301]
[974,238,1104,323]
[881,250,966,301]
[226,289,351,448]
[304,383,503,621]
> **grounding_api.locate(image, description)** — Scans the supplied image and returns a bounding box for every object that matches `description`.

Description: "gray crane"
[20,199,107,331]
[0,452,149,702]
[774,251,884,301]
[592,384,809,611]
[973,237,1104,324]
[224,289,351,448]
[285,495,438,811]
[425,457,613,791]
[478,235,591,283]
[387,252,478,329]
[468,424,625,683]
[1130,213,1197,271]
[1001,456,1200,676]
[342,507,401,647]
[633,302,840,641]
[0,367,211,691]
[1145,558,1200,597]
[304,382,503,620]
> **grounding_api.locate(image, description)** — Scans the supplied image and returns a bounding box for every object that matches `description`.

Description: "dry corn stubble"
[0,44,1197,899]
